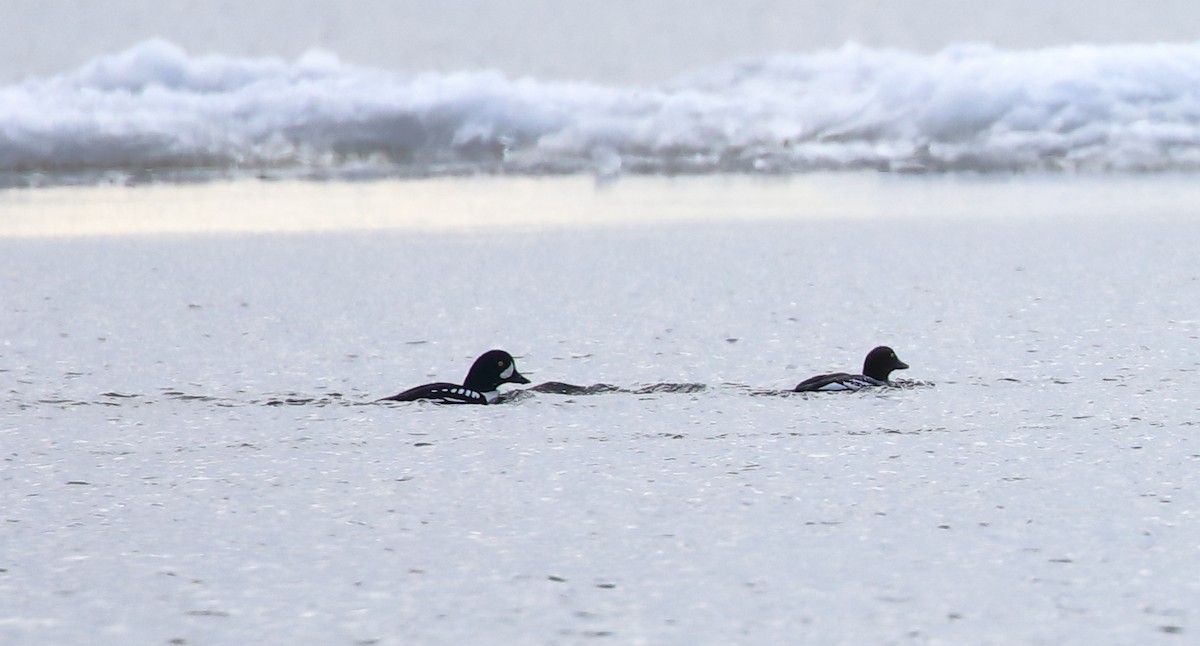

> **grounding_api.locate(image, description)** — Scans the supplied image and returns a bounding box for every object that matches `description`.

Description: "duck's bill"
[499,361,530,384]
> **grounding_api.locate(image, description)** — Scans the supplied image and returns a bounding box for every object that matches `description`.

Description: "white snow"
[1,175,1198,644]
[8,40,1200,183]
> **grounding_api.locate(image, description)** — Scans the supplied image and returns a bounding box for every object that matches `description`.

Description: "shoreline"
[2,173,1199,238]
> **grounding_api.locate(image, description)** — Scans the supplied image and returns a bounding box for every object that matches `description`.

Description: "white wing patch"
[424,386,486,403]
[818,376,884,392]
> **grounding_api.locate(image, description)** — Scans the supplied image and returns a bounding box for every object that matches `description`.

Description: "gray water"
[3,177,1199,644]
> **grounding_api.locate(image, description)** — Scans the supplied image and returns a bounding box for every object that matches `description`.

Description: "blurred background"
[2,0,1198,84]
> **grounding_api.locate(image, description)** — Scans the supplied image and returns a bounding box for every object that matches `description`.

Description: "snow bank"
[5,39,1200,184]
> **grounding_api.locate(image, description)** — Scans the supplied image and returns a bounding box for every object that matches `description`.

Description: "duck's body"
[383,382,498,404]
[793,373,890,392]
[381,350,529,404]
[795,346,909,393]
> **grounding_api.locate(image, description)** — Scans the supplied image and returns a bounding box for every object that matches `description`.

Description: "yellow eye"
[498,360,505,368]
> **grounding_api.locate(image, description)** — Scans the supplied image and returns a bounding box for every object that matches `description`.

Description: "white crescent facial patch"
[499,363,515,380]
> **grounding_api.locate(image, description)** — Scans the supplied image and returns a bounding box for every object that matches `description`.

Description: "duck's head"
[463,349,530,392]
[863,346,909,381]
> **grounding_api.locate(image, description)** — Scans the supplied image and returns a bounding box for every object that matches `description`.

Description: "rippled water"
[2,176,1198,643]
